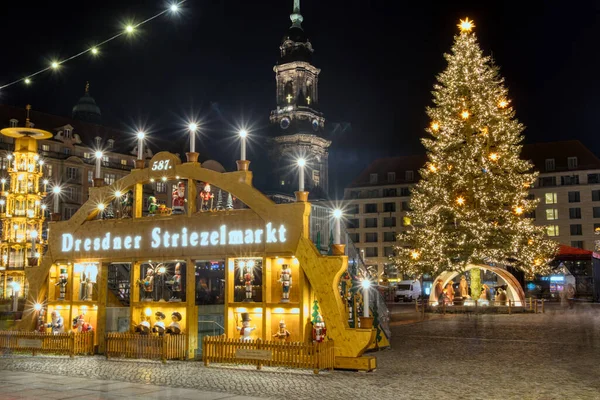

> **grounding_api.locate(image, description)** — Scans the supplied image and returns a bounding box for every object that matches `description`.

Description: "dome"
[72,83,101,124]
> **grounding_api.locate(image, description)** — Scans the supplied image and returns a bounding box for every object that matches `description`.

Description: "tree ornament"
[458,18,475,33]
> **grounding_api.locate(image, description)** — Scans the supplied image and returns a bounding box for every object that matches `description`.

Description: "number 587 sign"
[148,152,181,174]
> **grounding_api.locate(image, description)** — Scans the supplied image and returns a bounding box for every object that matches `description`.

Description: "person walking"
[566,283,576,309]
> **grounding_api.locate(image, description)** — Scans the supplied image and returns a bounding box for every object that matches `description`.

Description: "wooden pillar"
[131,261,141,305]
[187,179,197,217]
[185,257,197,359]
[97,262,108,353]
[134,182,143,219]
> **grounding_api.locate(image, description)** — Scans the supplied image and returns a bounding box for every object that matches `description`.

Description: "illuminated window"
[121,159,128,166]
[545,193,558,204]
[546,225,559,236]
[41,144,50,152]
[545,209,558,220]
[104,173,116,185]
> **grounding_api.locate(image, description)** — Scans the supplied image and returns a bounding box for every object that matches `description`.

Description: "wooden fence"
[0,331,94,356]
[105,333,187,362]
[203,336,335,374]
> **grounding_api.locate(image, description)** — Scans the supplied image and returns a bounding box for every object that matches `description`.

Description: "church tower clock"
[269,0,331,196]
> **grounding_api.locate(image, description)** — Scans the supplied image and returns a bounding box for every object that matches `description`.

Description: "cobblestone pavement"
[1,304,599,400]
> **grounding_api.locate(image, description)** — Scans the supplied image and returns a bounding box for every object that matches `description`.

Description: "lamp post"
[52,186,61,214]
[94,151,102,179]
[297,158,306,192]
[239,130,247,161]
[188,123,198,154]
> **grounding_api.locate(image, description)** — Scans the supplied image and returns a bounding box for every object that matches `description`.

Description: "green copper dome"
[72,82,101,124]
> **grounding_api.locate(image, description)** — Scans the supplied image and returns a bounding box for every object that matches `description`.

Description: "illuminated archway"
[429,264,525,305]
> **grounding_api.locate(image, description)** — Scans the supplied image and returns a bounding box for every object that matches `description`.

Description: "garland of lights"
[0,1,187,90]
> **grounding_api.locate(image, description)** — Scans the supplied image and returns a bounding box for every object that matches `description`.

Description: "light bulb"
[239,129,248,138]
[136,131,145,139]
[333,209,342,219]
[297,158,306,167]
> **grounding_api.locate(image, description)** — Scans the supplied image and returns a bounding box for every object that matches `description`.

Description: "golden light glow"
[528,239,534,245]
[498,99,509,108]
[428,164,438,173]
[514,206,524,215]
[461,110,470,120]
[144,307,152,317]
[430,121,440,132]
[456,196,466,206]
[458,18,475,33]
[410,250,420,260]
[91,47,99,55]
[273,307,285,314]
[235,307,247,313]
[489,153,499,161]
[534,258,542,266]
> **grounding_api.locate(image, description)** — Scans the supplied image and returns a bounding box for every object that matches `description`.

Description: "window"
[384,232,396,242]
[121,159,128,166]
[312,170,320,186]
[349,191,359,199]
[95,136,102,147]
[383,188,397,197]
[364,204,377,213]
[384,247,395,257]
[347,205,359,215]
[83,152,93,160]
[66,167,78,180]
[571,241,584,249]
[64,128,72,139]
[401,201,411,211]
[365,218,378,228]
[46,164,52,177]
[594,207,600,218]
[156,181,167,193]
[545,158,555,171]
[9,119,18,128]
[568,191,580,203]
[280,180,285,186]
[347,219,359,229]
[570,224,582,236]
[538,177,556,187]
[383,217,396,227]
[102,156,109,166]
[569,208,581,219]
[561,175,579,186]
[365,247,378,257]
[405,170,414,181]
[588,173,600,184]
[400,187,410,196]
[545,209,558,220]
[383,202,396,212]
[104,173,116,185]
[593,190,600,202]
[369,173,378,184]
[365,233,378,243]
[64,207,78,220]
[367,190,379,198]
[545,193,558,204]
[387,172,396,183]
[348,233,359,243]
[63,148,71,155]
[567,157,578,170]
[546,225,559,236]
[87,170,93,184]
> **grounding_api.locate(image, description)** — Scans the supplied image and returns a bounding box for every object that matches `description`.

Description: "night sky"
[1,0,599,197]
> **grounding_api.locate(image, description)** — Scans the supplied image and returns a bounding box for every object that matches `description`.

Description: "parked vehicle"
[394,280,421,302]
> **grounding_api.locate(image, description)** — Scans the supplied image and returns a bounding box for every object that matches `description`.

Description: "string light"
[0,1,188,90]
[489,153,499,161]
[460,110,470,120]
[430,122,440,132]
[428,164,437,173]
[456,196,465,206]
[410,250,420,260]
[498,99,509,108]
[514,206,524,215]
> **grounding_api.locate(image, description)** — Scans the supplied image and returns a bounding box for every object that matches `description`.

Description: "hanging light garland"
[0,1,187,90]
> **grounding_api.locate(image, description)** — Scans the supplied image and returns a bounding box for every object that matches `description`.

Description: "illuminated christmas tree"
[393,19,557,280]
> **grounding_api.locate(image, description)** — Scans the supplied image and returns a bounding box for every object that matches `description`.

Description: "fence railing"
[105,333,187,362]
[415,298,545,314]
[0,330,94,356]
[202,336,335,374]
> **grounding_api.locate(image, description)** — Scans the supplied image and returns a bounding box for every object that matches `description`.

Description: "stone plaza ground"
[1,303,599,399]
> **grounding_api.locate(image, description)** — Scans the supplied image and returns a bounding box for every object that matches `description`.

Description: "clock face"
[312,119,319,131]
[280,117,291,129]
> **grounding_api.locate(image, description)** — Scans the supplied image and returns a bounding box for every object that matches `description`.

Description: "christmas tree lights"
[393,19,558,280]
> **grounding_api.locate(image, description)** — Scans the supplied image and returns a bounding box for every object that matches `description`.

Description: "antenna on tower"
[25,104,32,128]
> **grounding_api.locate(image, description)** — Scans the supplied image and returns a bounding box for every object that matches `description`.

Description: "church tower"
[269,0,331,197]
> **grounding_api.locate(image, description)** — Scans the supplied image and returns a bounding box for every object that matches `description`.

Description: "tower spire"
[25,104,31,128]
[290,0,303,28]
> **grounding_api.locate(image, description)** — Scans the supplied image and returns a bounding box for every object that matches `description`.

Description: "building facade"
[268,0,331,198]
[344,140,600,277]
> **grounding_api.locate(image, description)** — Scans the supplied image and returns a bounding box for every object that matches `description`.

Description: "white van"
[394,280,421,302]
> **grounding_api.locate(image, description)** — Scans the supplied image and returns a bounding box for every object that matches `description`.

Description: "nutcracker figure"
[199,183,212,211]
[240,261,254,302]
[165,311,182,334]
[46,310,65,334]
[148,196,158,216]
[279,264,292,303]
[236,312,255,341]
[134,317,151,335]
[172,182,186,214]
[121,190,134,218]
[137,268,155,301]
[55,266,68,301]
[272,319,291,341]
[72,314,93,332]
[312,314,327,343]
[152,311,166,335]
[168,263,182,302]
